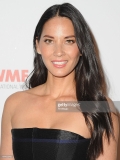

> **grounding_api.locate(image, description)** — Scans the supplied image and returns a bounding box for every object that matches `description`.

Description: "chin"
[50,71,72,78]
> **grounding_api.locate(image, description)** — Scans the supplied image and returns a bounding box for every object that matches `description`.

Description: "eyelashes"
[44,39,53,44]
[44,39,76,44]
[66,40,75,44]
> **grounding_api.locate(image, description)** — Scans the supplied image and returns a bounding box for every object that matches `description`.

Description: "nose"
[53,43,65,57]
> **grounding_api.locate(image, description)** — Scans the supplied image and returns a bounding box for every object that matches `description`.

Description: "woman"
[0,3,119,160]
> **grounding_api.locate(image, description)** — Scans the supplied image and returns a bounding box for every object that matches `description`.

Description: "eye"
[44,39,53,44]
[66,40,75,44]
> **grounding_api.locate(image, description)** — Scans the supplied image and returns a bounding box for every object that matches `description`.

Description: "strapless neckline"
[11,127,91,140]
[11,127,91,160]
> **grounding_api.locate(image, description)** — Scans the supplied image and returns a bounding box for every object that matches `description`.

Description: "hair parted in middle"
[25,3,116,160]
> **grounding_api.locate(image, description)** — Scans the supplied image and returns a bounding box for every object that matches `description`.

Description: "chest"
[11,95,91,138]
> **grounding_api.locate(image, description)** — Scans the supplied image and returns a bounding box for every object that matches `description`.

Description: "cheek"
[69,47,80,59]
[40,44,54,56]
[63,43,79,57]
[40,45,50,58]
[39,44,52,66]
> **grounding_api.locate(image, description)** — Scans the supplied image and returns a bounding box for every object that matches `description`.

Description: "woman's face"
[36,16,81,77]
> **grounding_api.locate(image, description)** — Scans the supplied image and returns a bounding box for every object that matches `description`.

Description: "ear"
[36,39,41,55]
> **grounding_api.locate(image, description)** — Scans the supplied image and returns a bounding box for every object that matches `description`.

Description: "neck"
[43,71,76,99]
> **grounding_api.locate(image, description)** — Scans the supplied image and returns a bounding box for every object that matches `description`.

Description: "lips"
[52,61,68,65]
[51,60,68,68]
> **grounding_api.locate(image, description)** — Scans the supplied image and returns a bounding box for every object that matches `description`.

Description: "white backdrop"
[0,0,120,134]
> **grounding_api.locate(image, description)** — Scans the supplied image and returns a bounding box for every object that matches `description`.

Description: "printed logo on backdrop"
[0,69,29,90]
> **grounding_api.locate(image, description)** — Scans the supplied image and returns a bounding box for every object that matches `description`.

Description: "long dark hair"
[25,3,117,160]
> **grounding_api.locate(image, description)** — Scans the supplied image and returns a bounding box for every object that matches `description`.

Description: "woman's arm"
[0,95,15,160]
[96,97,119,160]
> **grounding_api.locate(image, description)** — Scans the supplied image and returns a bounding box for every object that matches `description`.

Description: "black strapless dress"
[11,127,91,160]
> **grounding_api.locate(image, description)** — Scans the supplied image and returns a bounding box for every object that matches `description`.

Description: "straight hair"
[25,3,117,160]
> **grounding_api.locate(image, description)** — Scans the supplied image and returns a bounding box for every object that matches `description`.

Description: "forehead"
[41,16,75,36]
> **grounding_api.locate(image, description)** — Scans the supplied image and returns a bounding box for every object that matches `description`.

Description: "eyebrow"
[43,35,75,39]
[43,35,54,38]
[65,35,75,39]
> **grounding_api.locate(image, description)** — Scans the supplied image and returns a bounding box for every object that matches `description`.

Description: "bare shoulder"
[5,91,26,102]
[3,85,44,114]
[4,91,26,110]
